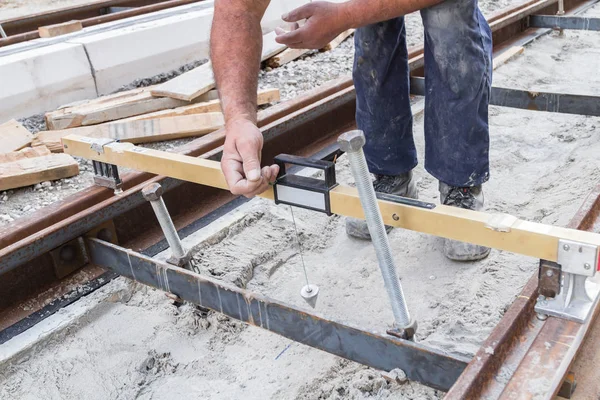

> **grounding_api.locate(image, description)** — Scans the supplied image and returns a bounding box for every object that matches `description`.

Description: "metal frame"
[530,14,600,30]
[86,237,469,391]
[410,77,600,117]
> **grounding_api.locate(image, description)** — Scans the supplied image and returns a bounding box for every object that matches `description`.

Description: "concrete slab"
[0,42,97,122]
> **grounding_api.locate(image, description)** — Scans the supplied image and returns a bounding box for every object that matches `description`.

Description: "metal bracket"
[273,154,338,215]
[535,241,600,322]
[50,237,89,279]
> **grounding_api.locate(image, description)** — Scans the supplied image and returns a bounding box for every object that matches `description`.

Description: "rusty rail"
[0,0,203,48]
[1,0,599,396]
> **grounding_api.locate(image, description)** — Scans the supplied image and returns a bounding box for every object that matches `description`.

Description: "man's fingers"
[237,141,262,182]
[275,27,305,46]
[282,3,314,22]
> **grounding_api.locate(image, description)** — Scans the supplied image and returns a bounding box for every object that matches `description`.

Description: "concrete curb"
[0,0,308,121]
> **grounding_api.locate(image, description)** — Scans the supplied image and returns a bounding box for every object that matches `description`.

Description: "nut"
[338,130,366,153]
[142,183,163,202]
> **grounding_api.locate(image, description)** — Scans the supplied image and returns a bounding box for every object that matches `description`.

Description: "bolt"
[546,269,554,277]
[563,244,570,251]
[59,245,76,262]
[338,130,412,330]
[337,130,367,153]
[142,183,163,202]
[585,263,591,270]
[97,228,113,242]
[392,214,400,221]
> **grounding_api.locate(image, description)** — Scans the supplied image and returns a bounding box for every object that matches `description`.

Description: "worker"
[211,0,492,261]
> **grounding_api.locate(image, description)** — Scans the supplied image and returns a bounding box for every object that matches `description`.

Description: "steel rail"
[0,0,205,49]
[0,0,597,388]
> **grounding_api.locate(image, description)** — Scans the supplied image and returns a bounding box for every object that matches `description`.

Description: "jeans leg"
[421,0,493,187]
[353,18,416,176]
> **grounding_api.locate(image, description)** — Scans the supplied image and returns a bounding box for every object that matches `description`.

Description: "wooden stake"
[38,20,83,38]
[123,88,280,122]
[0,145,51,163]
[320,29,355,52]
[35,113,225,152]
[151,31,286,102]
[0,153,79,191]
[0,120,33,154]
[62,134,600,262]
[493,46,525,70]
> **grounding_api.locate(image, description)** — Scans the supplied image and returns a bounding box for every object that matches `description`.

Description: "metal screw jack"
[142,183,194,270]
[338,130,415,337]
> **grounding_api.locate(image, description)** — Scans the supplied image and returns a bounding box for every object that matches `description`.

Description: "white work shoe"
[346,171,418,240]
[439,182,491,261]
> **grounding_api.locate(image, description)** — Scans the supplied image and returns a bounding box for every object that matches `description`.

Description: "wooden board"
[0,145,51,163]
[267,48,311,68]
[45,87,188,130]
[151,31,286,102]
[38,20,83,38]
[493,46,524,70]
[36,113,225,152]
[63,133,600,262]
[320,29,355,52]
[0,153,79,191]
[0,120,33,154]
[121,88,280,122]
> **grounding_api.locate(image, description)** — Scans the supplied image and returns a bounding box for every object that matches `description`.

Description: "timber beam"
[62,134,600,264]
[86,237,469,391]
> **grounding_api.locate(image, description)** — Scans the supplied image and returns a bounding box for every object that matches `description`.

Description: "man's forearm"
[341,0,445,29]
[211,0,270,124]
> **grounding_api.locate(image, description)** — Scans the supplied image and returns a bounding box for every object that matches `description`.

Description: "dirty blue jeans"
[353,0,493,187]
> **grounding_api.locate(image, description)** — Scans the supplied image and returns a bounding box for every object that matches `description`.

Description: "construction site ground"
[2,1,600,399]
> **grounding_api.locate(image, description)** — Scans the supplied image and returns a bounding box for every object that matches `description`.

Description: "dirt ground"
[1,1,600,400]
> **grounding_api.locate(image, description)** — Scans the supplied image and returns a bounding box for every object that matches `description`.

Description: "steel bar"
[410,77,600,117]
[530,14,600,30]
[86,237,469,391]
[339,130,412,330]
[445,184,600,399]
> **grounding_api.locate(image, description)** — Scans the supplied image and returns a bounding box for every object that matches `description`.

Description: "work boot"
[346,171,418,240]
[439,182,491,261]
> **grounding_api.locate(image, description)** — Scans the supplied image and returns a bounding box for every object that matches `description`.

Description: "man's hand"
[275,1,351,49]
[221,118,279,198]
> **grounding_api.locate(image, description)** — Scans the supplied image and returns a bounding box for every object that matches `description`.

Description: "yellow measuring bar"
[62,134,600,263]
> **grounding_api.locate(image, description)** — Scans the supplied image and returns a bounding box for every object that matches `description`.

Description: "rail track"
[0,0,203,48]
[1,0,600,397]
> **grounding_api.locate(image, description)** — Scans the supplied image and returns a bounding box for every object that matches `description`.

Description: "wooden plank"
[63,134,600,261]
[0,146,51,163]
[267,48,311,68]
[150,62,215,101]
[45,87,188,130]
[121,88,280,122]
[320,29,355,52]
[493,46,525,70]
[0,153,79,191]
[36,113,225,152]
[0,120,33,154]
[151,31,286,102]
[38,20,83,38]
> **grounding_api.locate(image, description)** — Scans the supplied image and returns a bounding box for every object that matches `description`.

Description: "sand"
[2,2,600,400]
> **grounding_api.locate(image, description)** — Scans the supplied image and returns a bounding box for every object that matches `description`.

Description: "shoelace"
[443,187,476,209]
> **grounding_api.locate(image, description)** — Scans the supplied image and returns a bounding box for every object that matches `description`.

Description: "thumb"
[282,3,314,22]
[237,141,262,182]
